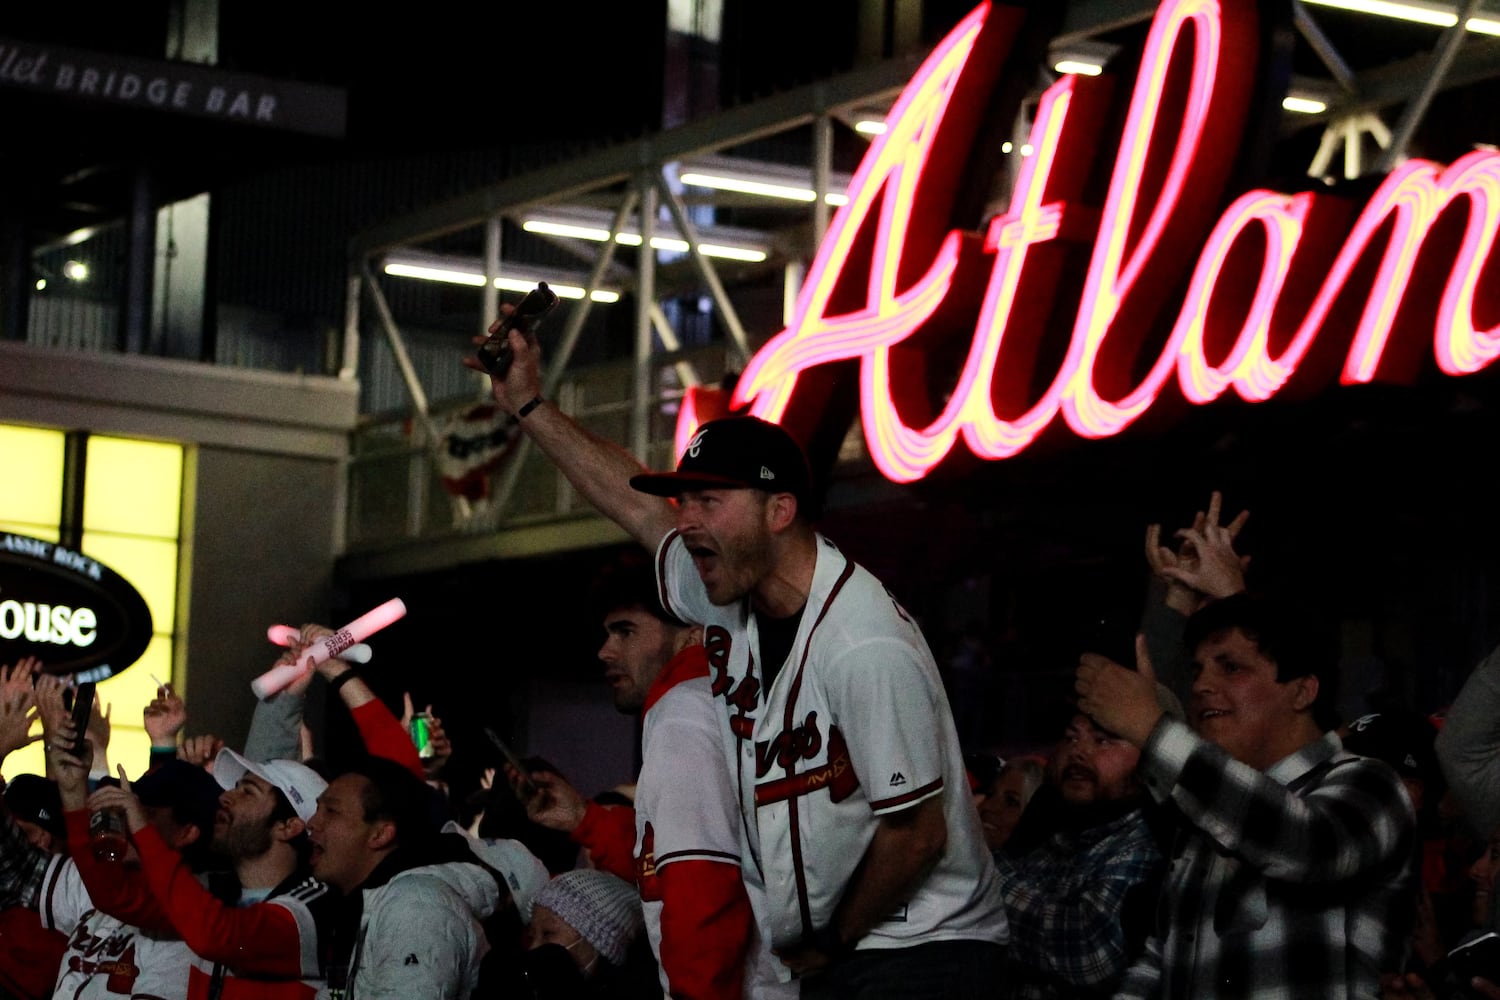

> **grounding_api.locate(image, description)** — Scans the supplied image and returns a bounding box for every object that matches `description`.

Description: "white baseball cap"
[213,748,328,824]
[441,820,550,921]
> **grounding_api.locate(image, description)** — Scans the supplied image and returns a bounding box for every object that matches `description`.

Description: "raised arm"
[244,647,317,763]
[1078,644,1413,885]
[0,664,48,910]
[296,625,424,778]
[0,659,41,767]
[463,309,677,550]
[131,822,316,977]
[1139,491,1250,697]
[143,681,189,771]
[47,717,173,932]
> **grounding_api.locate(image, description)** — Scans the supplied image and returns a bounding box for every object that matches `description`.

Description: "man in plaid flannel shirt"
[996,701,1179,999]
[1075,593,1417,999]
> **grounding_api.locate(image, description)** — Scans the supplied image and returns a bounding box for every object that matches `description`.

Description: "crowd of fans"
[7,484,1496,999]
[2,320,1500,1000]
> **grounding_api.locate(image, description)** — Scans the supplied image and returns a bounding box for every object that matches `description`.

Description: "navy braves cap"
[1342,710,1443,788]
[4,774,66,841]
[134,759,224,836]
[629,416,815,515]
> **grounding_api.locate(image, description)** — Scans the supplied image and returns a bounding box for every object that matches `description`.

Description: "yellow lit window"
[79,436,183,777]
[3,433,185,782]
[0,426,65,534]
[83,437,183,540]
[76,535,178,639]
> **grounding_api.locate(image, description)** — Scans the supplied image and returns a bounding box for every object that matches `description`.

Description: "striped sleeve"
[135,825,318,977]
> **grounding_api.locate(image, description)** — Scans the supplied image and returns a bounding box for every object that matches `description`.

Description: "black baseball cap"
[629,416,816,515]
[134,759,224,837]
[1342,710,1443,790]
[4,774,65,841]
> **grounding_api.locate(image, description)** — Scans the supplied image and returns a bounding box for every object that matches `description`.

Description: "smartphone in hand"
[484,726,538,799]
[66,682,96,759]
[475,282,560,377]
[1449,930,1500,985]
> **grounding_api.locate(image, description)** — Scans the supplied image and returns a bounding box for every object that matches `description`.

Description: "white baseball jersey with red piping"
[654,529,1009,955]
[635,646,797,999]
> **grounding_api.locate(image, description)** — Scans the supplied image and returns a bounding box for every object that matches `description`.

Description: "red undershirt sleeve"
[134,825,308,976]
[657,858,752,1000]
[63,808,172,932]
[350,699,424,779]
[570,802,637,884]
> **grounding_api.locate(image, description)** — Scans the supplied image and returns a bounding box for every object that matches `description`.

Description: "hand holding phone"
[1449,931,1500,987]
[66,682,96,760]
[476,282,560,378]
[484,726,538,799]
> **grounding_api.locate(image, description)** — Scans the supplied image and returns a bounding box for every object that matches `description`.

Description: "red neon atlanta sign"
[690,0,1500,482]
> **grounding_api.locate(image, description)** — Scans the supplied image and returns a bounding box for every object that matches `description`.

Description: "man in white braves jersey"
[513,554,795,999]
[465,319,1008,997]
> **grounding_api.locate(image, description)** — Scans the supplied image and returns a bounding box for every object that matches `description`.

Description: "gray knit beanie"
[534,869,643,966]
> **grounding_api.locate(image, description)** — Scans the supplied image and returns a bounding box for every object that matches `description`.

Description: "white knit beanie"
[534,869,643,966]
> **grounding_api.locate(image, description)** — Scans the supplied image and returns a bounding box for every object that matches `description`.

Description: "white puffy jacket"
[341,858,501,999]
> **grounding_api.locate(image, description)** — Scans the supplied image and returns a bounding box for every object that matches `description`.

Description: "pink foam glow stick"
[266,625,372,664]
[250,598,407,699]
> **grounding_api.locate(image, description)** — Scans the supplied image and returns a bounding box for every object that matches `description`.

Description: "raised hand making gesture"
[87,766,150,835]
[178,733,226,772]
[143,682,187,750]
[1075,635,1166,748]
[33,674,72,775]
[44,700,95,811]
[1145,490,1250,616]
[0,656,42,701]
[0,664,39,763]
[86,693,112,774]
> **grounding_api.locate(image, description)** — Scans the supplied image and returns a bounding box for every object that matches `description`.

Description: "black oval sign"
[0,532,153,679]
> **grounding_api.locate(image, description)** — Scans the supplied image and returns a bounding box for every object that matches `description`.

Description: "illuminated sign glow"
[0,601,97,646]
[0,531,152,678]
[719,0,1500,482]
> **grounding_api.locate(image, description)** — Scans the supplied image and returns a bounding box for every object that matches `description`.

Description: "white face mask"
[565,935,599,976]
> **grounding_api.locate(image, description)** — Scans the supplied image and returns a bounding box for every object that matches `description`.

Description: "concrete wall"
[0,340,358,749]
[180,446,343,747]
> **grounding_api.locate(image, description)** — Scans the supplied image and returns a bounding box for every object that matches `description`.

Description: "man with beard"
[467,322,1007,997]
[1074,594,1417,999]
[512,555,793,999]
[994,697,1180,999]
[65,629,437,1000]
[83,749,337,1000]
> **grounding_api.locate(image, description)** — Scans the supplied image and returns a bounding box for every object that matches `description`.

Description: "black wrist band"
[517,396,544,418]
[327,670,360,694]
